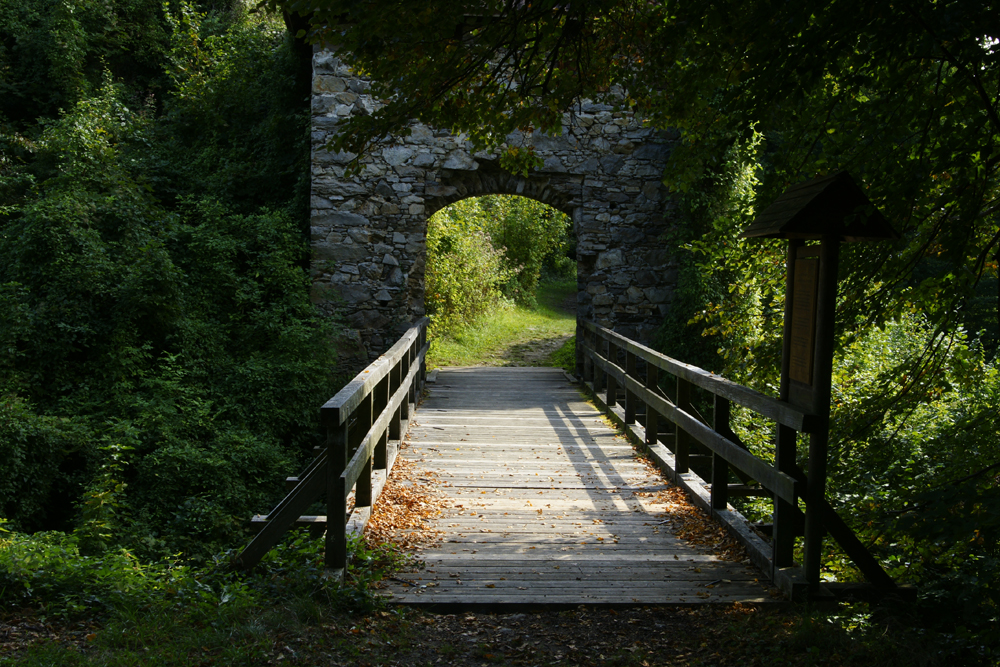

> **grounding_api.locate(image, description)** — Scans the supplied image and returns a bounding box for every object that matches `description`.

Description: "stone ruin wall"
[310,49,681,369]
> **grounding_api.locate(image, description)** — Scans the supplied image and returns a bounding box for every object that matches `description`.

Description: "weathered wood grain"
[379,367,774,607]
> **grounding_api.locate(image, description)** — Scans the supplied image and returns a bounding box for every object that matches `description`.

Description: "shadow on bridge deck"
[379,367,777,609]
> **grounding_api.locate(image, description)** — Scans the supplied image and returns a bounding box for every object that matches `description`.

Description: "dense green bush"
[425,199,515,335]
[0,2,331,558]
[425,195,572,335]
[474,195,572,306]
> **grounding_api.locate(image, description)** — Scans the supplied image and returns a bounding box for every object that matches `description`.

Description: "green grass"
[427,279,577,368]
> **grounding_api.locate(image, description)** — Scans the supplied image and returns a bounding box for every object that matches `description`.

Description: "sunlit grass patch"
[427,280,576,367]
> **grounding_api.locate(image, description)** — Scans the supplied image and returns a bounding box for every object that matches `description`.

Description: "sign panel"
[789,258,819,385]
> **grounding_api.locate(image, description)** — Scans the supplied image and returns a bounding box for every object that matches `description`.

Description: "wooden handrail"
[321,318,429,425]
[581,320,819,433]
[236,317,429,575]
[578,319,897,599]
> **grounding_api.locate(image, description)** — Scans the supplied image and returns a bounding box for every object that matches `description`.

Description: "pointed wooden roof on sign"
[741,171,897,241]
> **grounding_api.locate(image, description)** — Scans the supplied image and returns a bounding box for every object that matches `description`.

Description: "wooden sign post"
[742,172,896,596]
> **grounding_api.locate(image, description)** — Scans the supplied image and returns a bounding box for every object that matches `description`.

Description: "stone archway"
[309,51,679,367]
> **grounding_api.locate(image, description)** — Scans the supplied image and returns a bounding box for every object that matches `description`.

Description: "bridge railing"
[236,318,429,577]
[578,319,897,599]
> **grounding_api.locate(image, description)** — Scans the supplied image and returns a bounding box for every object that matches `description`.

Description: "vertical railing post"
[575,318,584,379]
[389,355,402,442]
[624,350,638,424]
[594,332,605,394]
[398,346,410,438]
[418,322,427,389]
[326,411,350,572]
[711,396,731,512]
[644,363,659,447]
[606,340,619,408]
[772,424,798,570]
[675,377,692,475]
[373,374,389,469]
[352,391,374,508]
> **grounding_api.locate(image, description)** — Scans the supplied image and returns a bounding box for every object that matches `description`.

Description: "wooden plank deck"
[379,367,773,607]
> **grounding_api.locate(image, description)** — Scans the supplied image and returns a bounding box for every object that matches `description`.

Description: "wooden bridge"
[380,366,770,606]
[235,174,906,606]
[237,315,901,605]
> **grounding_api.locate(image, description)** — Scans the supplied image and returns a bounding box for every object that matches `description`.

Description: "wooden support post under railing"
[418,326,427,388]
[389,354,402,442]
[327,417,350,572]
[644,364,659,446]
[594,332,605,394]
[675,377,692,474]
[606,340,619,408]
[575,319,584,378]
[624,350,638,424]
[352,392,374,508]
[373,375,389,469]
[711,396,731,511]
[772,424,798,569]
[583,326,594,383]
[398,347,410,437]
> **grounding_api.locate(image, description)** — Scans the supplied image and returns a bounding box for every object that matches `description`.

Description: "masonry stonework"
[310,50,681,368]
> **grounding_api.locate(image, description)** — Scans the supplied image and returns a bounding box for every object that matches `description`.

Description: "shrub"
[425,200,516,335]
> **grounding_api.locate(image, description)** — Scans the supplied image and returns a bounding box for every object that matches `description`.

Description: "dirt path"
[489,291,577,367]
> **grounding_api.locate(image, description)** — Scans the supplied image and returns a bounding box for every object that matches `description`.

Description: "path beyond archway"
[309,50,680,369]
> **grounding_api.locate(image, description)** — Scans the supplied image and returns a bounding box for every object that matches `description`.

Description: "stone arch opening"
[310,50,680,370]
[424,193,576,333]
[426,159,575,218]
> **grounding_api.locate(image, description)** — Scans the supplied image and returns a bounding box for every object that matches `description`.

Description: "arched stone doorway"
[309,51,679,367]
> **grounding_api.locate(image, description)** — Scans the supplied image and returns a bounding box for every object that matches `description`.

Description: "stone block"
[315,179,367,197]
[383,146,413,166]
[443,150,478,170]
[314,210,369,227]
[395,165,424,178]
[347,79,370,94]
[314,75,346,93]
[315,243,368,263]
[600,155,625,175]
[532,132,577,152]
[360,262,382,279]
[632,142,672,161]
[642,181,662,201]
[592,294,615,306]
[311,195,334,210]
[347,229,370,243]
[413,153,436,167]
[596,248,624,269]
[314,149,358,166]
[409,124,435,142]
[338,284,372,303]
[541,156,568,173]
